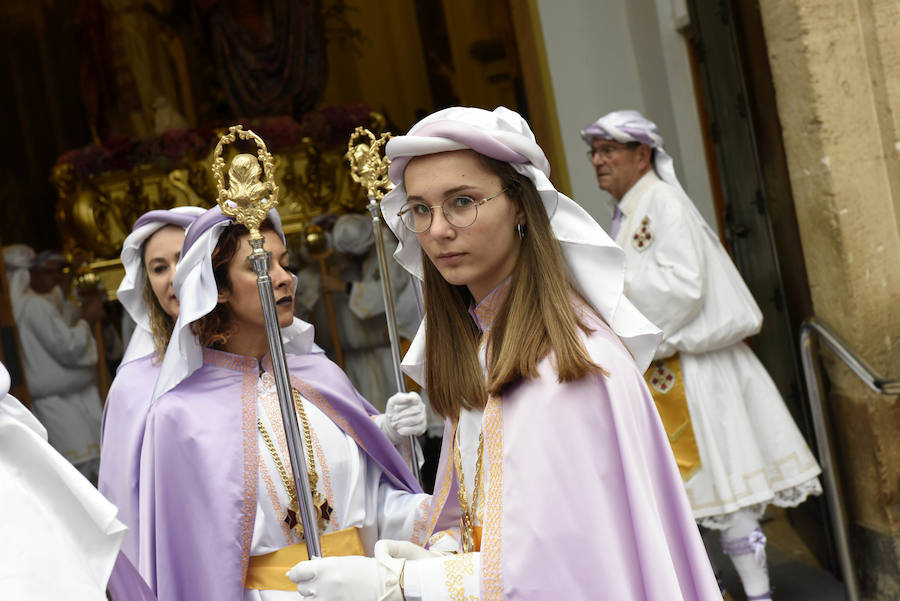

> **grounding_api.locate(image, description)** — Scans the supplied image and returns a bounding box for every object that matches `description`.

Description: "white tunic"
[615,171,821,526]
[15,288,103,468]
[244,372,431,601]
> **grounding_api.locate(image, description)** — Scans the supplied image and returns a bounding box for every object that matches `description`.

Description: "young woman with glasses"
[286,107,722,600]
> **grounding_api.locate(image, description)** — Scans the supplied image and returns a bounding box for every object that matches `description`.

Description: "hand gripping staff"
[212,125,323,558]
[347,127,421,484]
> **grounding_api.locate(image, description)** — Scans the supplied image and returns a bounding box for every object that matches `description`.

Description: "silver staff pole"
[347,127,421,483]
[213,125,322,558]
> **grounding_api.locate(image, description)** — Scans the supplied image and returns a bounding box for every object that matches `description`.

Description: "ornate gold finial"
[346,127,392,201]
[212,125,280,240]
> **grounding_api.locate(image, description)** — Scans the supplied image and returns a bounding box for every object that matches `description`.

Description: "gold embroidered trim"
[258,453,294,542]
[411,495,432,546]
[443,554,478,601]
[481,396,504,601]
[240,370,258,579]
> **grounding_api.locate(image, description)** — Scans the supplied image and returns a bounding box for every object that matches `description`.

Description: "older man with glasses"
[581,110,823,601]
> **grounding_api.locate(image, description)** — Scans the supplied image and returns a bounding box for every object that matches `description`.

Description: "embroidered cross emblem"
[649,362,676,394]
[632,216,653,251]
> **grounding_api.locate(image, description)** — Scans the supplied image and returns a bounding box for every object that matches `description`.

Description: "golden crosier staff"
[212,125,322,558]
[346,127,420,483]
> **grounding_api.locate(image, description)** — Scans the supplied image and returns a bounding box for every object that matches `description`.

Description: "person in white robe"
[0,359,126,601]
[295,214,431,419]
[581,110,823,601]
[3,245,105,482]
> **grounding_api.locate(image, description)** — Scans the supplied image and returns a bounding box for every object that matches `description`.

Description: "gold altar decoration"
[52,113,387,300]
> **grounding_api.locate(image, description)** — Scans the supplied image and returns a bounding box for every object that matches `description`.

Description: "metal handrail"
[799,318,900,601]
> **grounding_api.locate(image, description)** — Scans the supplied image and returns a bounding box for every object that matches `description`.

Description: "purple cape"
[425,310,721,600]
[138,348,421,600]
[99,353,160,601]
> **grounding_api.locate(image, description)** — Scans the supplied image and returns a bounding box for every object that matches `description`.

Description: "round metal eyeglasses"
[397,189,508,233]
[585,141,641,161]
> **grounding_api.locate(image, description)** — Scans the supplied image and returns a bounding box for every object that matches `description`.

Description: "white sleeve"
[375,472,432,545]
[21,300,98,367]
[403,553,482,601]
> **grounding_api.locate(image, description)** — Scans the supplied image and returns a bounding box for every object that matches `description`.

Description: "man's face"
[29,259,66,294]
[588,138,650,201]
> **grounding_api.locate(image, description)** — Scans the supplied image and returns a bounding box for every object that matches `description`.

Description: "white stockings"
[720,510,772,600]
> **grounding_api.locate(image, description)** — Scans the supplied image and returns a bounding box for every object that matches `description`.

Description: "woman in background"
[99,206,204,599]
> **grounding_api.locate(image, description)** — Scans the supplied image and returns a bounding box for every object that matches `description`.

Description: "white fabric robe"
[0,365,125,600]
[614,171,821,524]
[15,288,103,469]
[245,372,431,601]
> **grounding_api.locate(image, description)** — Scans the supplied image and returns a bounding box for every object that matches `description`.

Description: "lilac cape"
[425,311,721,600]
[98,353,160,601]
[138,348,422,600]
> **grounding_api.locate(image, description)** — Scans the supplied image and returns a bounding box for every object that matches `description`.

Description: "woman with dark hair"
[98,206,204,599]
[139,205,430,601]
[287,107,722,600]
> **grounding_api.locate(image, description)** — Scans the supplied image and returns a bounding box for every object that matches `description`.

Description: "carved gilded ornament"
[212,125,280,241]
[346,127,393,202]
[53,113,387,299]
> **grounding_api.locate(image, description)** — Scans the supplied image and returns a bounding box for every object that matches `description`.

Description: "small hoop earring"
[516,223,526,240]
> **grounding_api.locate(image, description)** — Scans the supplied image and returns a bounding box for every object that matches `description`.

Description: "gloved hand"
[375,539,448,561]
[286,555,405,601]
[377,391,427,446]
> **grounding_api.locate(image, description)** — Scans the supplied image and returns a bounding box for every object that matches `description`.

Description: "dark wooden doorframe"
[685,0,836,574]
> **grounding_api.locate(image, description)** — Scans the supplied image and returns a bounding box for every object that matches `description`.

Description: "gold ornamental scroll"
[643,355,701,481]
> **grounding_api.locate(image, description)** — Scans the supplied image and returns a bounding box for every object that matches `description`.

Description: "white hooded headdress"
[152,206,318,401]
[580,109,686,195]
[380,106,661,381]
[117,207,206,364]
[3,244,36,318]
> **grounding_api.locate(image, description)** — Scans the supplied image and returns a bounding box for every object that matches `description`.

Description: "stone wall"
[757,0,900,597]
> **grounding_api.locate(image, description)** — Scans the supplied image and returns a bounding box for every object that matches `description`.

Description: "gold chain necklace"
[257,387,333,539]
[453,424,484,553]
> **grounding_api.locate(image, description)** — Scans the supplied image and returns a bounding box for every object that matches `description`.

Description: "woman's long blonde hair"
[422,154,605,419]
[141,259,176,361]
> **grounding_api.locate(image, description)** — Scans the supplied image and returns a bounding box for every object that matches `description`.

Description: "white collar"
[618,170,660,219]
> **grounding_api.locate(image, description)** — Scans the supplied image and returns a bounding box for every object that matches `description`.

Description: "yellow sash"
[245,527,365,591]
[643,355,702,482]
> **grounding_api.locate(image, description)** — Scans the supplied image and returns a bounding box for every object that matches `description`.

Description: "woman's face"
[405,150,523,303]
[217,229,295,330]
[144,225,185,319]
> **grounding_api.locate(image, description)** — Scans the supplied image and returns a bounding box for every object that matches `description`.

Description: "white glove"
[286,555,405,601]
[377,391,427,446]
[375,539,448,561]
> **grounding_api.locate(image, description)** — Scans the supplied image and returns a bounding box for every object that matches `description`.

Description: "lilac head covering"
[580,109,686,194]
[380,106,661,377]
[117,207,206,364]
[152,205,317,401]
